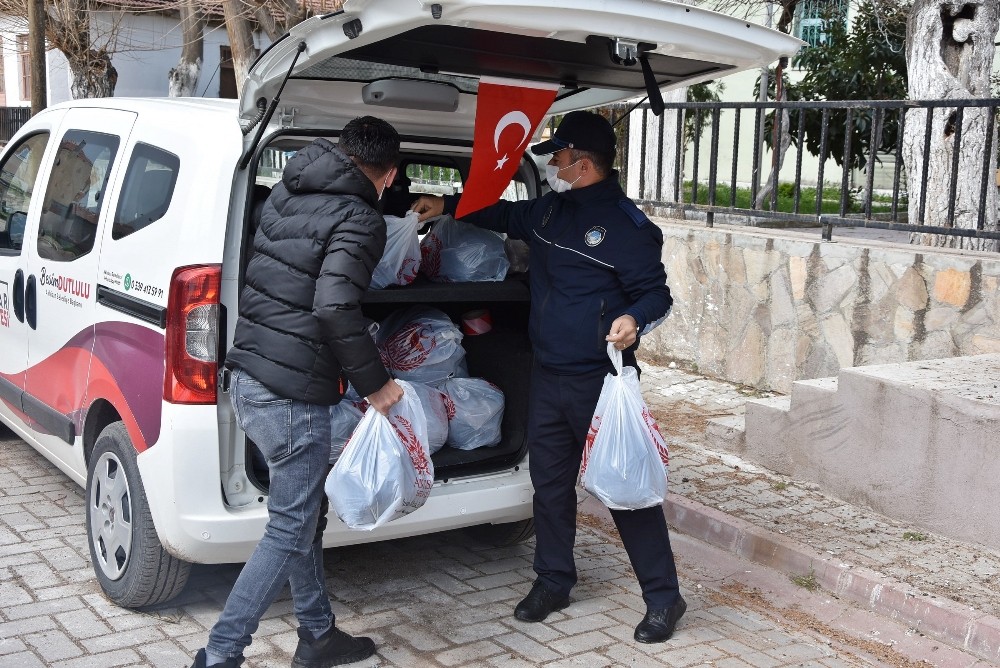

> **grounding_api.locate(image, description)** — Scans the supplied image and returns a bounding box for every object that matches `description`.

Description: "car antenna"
[239,40,307,171]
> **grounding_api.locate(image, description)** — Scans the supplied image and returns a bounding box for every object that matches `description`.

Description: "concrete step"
[740,353,1000,551]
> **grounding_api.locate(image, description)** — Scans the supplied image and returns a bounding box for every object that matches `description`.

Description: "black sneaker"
[189,649,244,668]
[634,595,687,643]
[291,625,377,668]
[514,581,570,622]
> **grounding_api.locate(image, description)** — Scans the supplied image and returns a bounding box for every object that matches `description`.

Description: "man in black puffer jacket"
[191,117,402,668]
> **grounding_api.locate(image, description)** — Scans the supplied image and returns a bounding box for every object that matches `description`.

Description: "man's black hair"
[571,148,614,178]
[339,116,400,173]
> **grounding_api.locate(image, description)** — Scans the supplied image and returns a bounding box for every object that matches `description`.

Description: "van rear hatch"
[241,0,802,138]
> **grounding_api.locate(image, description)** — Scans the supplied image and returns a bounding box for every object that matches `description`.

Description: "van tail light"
[164,264,222,404]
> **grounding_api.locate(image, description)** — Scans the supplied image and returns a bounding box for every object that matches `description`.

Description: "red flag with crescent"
[455,77,559,219]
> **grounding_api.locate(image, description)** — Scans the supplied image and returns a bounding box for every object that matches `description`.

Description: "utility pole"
[27,0,47,114]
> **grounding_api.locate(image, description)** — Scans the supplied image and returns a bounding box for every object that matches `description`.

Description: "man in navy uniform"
[411,110,685,643]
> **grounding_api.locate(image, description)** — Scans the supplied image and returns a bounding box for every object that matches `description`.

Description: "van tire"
[467,518,535,547]
[86,422,190,608]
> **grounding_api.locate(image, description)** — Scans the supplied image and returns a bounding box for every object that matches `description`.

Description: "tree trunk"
[222,0,259,98]
[27,0,47,113]
[69,50,117,98]
[903,0,999,251]
[755,83,791,209]
[168,0,205,97]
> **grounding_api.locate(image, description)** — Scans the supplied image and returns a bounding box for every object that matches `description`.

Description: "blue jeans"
[207,368,334,659]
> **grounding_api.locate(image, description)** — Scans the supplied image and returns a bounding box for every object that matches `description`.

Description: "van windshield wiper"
[239,40,307,170]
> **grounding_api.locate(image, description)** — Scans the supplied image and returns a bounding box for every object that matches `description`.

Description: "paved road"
[0,425,986,668]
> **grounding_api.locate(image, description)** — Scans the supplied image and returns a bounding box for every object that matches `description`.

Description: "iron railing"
[613,99,1000,248]
[0,107,31,143]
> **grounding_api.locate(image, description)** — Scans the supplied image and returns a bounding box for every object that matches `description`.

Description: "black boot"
[291,625,377,668]
[634,595,687,643]
[514,581,570,622]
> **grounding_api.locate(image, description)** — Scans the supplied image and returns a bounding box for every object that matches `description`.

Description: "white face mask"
[545,160,582,193]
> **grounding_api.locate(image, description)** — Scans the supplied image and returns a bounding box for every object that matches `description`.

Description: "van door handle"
[12,268,24,323]
[25,274,36,330]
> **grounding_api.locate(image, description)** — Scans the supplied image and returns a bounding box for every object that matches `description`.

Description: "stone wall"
[643,219,1000,393]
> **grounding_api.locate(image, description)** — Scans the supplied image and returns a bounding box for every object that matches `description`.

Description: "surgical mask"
[545,160,582,193]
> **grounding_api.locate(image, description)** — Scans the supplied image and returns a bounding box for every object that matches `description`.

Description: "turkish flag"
[455,77,559,219]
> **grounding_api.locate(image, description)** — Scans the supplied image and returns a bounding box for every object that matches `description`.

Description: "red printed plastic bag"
[580,343,669,510]
[376,306,468,385]
[370,211,421,289]
[326,380,434,530]
[419,215,509,282]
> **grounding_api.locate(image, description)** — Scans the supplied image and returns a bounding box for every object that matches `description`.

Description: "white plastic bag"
[376,306,467,385]
[330,400,364,466]
[580,343,670,510]
[370,211,421,289]
[441,378,504,450]
[326,380,434,530]
[419,215,509,282]
[408,382,450,455]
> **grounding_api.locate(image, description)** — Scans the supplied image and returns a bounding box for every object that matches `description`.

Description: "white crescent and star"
[493,110,532,171]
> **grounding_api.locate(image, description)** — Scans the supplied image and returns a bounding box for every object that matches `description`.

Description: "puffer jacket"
[225,138,389,404]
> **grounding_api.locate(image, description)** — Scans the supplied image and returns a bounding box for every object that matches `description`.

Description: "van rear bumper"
[137,410,533,564]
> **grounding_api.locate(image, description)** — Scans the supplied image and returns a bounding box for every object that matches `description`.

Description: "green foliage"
[682,180,902,215]
[791,570,819,591]
[783,0,908,171]
[685,81,726,144]
[902,531,928,541]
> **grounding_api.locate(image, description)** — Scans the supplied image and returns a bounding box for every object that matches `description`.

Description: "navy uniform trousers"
[527,362,681,609]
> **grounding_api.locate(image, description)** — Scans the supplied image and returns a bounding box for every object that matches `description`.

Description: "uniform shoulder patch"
[617,199,650,228]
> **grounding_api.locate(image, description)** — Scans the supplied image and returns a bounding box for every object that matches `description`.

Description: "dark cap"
[530,110,616,157]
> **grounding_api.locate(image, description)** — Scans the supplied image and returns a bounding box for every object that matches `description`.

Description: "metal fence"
[613,99,1000,249]
[0,107,31,143]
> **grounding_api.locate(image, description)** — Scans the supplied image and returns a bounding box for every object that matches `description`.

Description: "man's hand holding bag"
[580,343,670,510]
[326,380,435,530]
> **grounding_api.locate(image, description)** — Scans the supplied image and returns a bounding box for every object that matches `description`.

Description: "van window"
[37,130,119,261]
[0,133,48,253]
[113,143,180,240]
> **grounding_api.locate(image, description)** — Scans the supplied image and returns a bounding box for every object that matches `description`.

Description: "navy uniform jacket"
[444,173,672,375]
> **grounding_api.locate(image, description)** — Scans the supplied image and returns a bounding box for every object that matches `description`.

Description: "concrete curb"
[578,492,1000,664]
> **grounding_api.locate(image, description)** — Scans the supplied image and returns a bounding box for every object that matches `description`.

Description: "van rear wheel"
[467,518,535,547]
[86,422,190,607]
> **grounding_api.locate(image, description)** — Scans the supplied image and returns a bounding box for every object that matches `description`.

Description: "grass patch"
[791,571,819,591]
[772,481,788,491]
[902,531,928,542]
[678,181,906,216]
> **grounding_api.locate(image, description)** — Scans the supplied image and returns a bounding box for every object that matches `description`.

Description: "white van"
[0,0,799,608]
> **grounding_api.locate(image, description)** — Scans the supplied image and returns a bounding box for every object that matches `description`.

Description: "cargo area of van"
[241,140,539,494]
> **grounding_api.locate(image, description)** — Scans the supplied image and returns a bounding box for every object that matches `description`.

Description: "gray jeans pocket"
[232,371,294,463]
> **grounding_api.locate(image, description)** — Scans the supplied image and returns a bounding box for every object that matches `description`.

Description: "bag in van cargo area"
[580,344,670,511]
[408,382,450,454]
[330,384,374,465]
[419,216,509,283]
[441,378,504,450]
[326,380,434,530]
[376,306,467,385]
[370,211,421,289]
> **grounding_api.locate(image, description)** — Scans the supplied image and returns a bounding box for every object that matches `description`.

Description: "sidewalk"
[610,355,1000,664]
